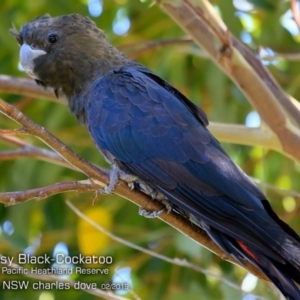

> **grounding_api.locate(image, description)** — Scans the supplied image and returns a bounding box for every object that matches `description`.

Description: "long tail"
[204,226,300,299]
[237,240,300,300]
[153,181,300,299]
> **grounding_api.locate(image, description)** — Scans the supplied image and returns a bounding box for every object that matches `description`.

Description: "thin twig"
[120,37,194,58]
[0,134,76,169]
[186,45,300,62]
[0,134,31,147]
[113,268,141,300]
[260,52,300,61]
[0,148,72,169]
[252,177,300,199]
[66,200,268,299]
[0,138,77,170]
[0,180,98,206]
[0,75,58,101]
[0,128,29,135]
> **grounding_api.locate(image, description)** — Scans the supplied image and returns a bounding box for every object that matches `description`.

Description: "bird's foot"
[138,182,159,199]
[139,207,165,218]
[136,181,169,202]
[127,182,135,191]
[100,168,119,194]
[120,172,137,189]
[100,165,137,194]
[162,199,173,214]
[139,199,173,218]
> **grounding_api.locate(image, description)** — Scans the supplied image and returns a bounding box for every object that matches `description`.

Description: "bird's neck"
[64,46,138,124]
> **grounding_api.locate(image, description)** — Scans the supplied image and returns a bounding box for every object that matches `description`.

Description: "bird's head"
[10,14,127,99]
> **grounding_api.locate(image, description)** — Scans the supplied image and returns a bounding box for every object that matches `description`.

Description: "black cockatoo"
[10,14,300,299]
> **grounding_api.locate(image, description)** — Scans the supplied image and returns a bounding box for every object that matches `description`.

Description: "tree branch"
[0,97,268,281]
[0,180,98,206]
[157,0,300,162]
[0,75,57,101]
[208,122,281,152]
[260,51,300,62]
[0,75,289,155]
[0,134,77,170]
[0,134,32,147]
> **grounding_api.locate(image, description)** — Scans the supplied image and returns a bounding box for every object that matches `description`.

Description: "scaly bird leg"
[102,165,172,218]
[137,183,173,218]
[139,207,166,218]
[100,164,137,194]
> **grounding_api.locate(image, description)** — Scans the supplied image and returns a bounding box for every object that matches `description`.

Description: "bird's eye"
[47,33,58,44]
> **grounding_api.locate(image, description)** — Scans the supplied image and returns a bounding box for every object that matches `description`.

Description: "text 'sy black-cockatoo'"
[10,14,300,299]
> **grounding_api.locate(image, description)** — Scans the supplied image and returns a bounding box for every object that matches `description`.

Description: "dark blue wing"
[86,67,300,298]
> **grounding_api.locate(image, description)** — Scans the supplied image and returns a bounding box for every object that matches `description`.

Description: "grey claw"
[164,202,173,214]
[100,185,114,194]
[150,190,157,199]
[100,164,137,195]
[139,207,165,218]
[128,182,135,191]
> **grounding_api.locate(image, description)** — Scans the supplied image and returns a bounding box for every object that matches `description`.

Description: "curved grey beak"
[20,44,46,79]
